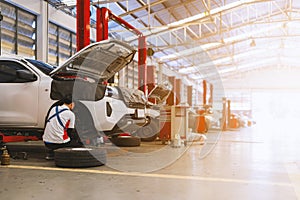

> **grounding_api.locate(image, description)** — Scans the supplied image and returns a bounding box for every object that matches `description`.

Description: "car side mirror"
[16,70,37,81]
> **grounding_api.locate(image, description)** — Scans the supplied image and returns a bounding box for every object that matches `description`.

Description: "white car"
[0,39,166,142]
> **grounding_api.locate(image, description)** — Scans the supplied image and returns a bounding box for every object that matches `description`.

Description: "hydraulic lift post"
[76,0,90,51]
[96,7,109,41]
[203,80,207,107]
[222,97,227,131]
[96,7,148,94]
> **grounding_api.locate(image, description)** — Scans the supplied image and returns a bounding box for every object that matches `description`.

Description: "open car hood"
[49,39,136,80]
[118,81,172,107]
[119,87,147,106]
[148,81,172,104]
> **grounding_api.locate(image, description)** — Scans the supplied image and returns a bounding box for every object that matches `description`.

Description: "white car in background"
[0,39,167,143]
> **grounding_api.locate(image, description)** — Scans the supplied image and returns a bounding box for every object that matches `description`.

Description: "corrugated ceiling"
[48,0,300,84]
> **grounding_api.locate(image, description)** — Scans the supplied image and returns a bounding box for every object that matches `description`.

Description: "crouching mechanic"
[43,96,83,160]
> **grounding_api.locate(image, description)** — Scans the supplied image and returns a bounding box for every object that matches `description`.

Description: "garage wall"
[6,0,75,31]
[5,0,96,62]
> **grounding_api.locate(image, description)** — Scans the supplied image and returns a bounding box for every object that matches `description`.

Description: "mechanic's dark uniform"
[43,104,81,159]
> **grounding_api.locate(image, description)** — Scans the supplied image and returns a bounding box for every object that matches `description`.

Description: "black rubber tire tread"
[109,136,141,147]
[56,160,104,168]
[136,118,159,142]
[54,147,106,168]
[54,147,106,157]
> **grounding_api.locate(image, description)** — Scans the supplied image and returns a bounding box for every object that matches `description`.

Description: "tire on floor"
[109,136,141,147]
[54,147,107,168]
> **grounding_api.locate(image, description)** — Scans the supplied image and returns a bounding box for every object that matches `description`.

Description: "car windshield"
[25,59,56,75]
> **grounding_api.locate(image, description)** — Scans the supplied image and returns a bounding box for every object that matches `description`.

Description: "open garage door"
[252,90,300,126]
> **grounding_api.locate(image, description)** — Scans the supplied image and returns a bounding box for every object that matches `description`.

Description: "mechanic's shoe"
[45,155,54,160]
[45,151,54,160]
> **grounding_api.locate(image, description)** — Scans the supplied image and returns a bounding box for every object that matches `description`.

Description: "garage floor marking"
[2,165,292,187]
[285,162,300,199]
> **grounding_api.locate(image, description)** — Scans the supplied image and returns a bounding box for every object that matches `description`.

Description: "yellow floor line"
[285,163,300,198]
[2,164,292,187]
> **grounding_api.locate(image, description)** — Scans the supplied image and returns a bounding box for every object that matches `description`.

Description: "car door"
[0,60,39,127]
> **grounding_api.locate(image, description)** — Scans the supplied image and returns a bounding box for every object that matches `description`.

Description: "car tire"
[135,118,159,142]
[109,136,141,147]
[54,147,107,168]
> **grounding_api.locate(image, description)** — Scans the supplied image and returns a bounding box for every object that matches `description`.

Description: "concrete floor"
[1,120,300,200]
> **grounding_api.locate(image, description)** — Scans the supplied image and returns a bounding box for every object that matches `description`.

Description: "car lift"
[0,132,39,143]
[76,0,148,94]
[96,7,148,94]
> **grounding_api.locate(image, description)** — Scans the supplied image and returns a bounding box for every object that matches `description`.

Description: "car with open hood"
[0,39,170,142]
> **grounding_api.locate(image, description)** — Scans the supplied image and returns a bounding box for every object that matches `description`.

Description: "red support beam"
[203,80,207,106]
[76,0,90,51]
[96,7,109,41]
[227,100,231,127]
[187,85,193,106]
[138,36,147,93]
[109,13,143,36]
[175,79,181,105]
[166,76,175,106]
[209,83,213,105]
[147,65,155,103]
[222,97,227,130]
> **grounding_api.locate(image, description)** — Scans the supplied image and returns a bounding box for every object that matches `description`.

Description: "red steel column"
[96,7,109,41]
[227,100,231,127]
[138,36,147,94]
[187,85,193,106]
[175,79,181,105]
[203,80,207,106]
[147,65,155,103]
[209,83,213,105]
[76,0,90,51]
[222,97,227,130]
[166,76,175,106]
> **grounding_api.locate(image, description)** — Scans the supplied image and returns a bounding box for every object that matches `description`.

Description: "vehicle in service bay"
[0,39,170,144]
